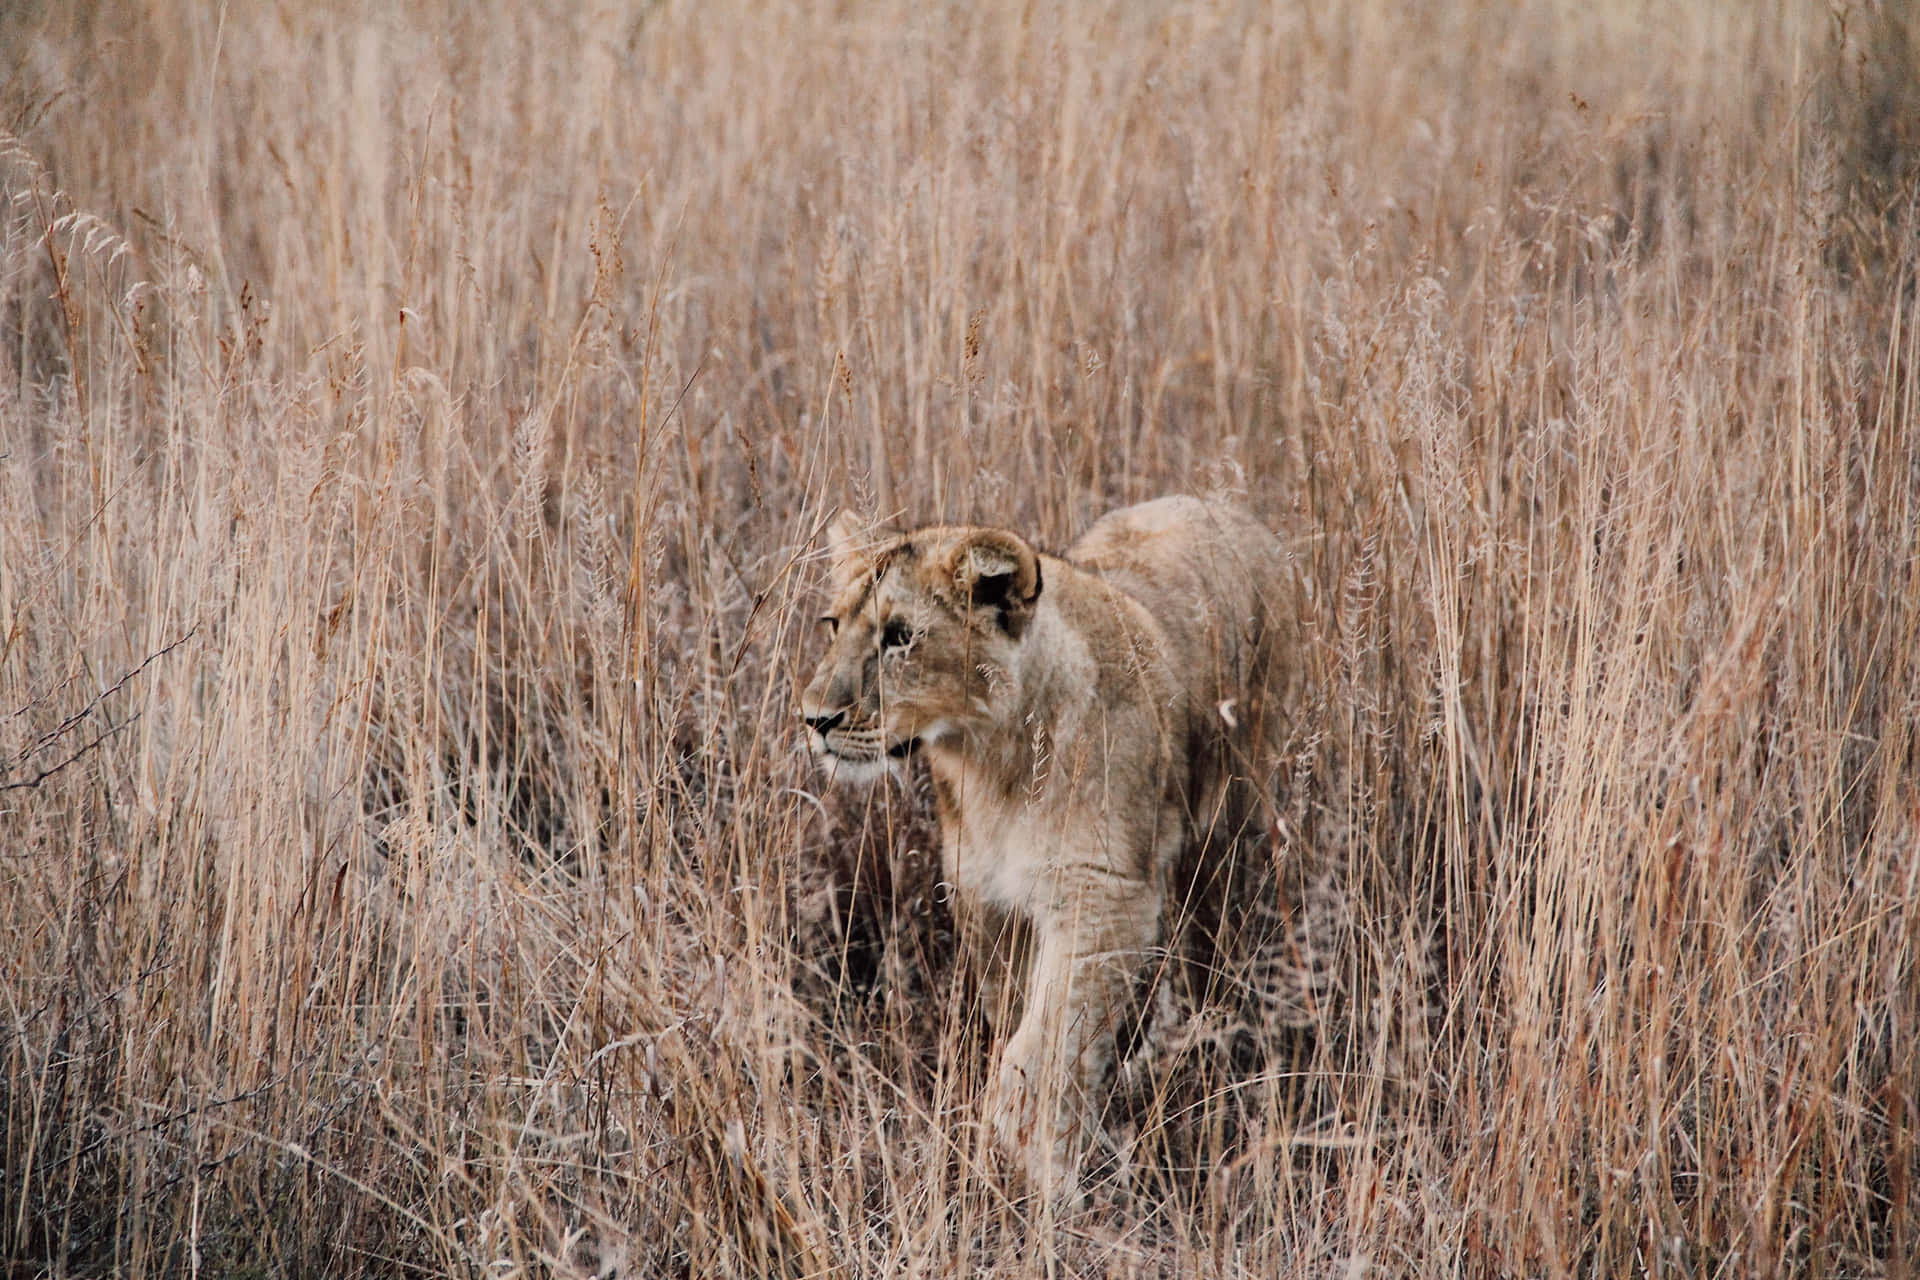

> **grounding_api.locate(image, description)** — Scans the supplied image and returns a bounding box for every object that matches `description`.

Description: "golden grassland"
[2,0,1916,1274]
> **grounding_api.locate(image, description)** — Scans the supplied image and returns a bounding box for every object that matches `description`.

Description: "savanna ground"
[3,1,1917,1275]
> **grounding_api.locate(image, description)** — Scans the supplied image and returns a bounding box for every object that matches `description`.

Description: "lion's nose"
[804,710,846,734]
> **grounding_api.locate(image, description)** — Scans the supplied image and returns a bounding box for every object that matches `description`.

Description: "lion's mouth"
[809,724,914,767]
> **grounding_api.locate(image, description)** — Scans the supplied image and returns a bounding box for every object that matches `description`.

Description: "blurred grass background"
[2,0,1916,1273]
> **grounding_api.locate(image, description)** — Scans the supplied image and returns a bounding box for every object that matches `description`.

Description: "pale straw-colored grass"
[2,1,1914,1274]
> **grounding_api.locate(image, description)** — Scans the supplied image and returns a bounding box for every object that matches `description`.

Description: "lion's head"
[800,512,1043,782]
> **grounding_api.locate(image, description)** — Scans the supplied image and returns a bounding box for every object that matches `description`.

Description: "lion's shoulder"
[1063,497,1287,687]
[1067,496,1282,588]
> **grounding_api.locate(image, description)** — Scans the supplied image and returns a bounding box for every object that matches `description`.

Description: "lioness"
[800,496,1291,1196]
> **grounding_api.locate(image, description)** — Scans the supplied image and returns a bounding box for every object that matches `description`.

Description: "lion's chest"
[945,811,1054,918]
[936,783,1151,928]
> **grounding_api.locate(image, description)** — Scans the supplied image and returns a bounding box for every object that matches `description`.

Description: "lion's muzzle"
[803,709,846,736]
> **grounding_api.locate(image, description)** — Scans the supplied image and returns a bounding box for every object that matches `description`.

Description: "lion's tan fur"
[801,496,1292,1195]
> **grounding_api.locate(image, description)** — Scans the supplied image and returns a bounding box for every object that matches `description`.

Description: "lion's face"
[800,515,1042,783]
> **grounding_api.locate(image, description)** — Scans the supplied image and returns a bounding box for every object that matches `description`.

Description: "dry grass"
[2,0,1916,1274]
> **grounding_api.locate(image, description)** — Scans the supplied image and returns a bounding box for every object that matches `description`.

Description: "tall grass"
[2,0,1915,1273]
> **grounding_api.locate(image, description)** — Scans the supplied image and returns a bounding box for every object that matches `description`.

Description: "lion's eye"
[819,616,840,636]
[880,618,914,651]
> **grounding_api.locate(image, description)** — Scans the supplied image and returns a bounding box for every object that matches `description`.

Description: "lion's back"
[1067,496,1292,729]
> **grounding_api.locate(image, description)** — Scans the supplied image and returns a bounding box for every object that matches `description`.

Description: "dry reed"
[2,0,1915,1274]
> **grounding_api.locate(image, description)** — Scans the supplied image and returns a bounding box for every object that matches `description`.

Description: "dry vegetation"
[3,0,1917,1274]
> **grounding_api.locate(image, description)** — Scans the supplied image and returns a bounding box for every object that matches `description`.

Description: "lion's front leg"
[988,882,1163,1198]
[958,900,1028,1036]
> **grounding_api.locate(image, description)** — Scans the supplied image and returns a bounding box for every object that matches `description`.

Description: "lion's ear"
[946,529,1043,639]
[824,509,878,588]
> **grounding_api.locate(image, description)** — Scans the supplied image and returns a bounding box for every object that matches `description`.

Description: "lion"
[800,495,1294,1197]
